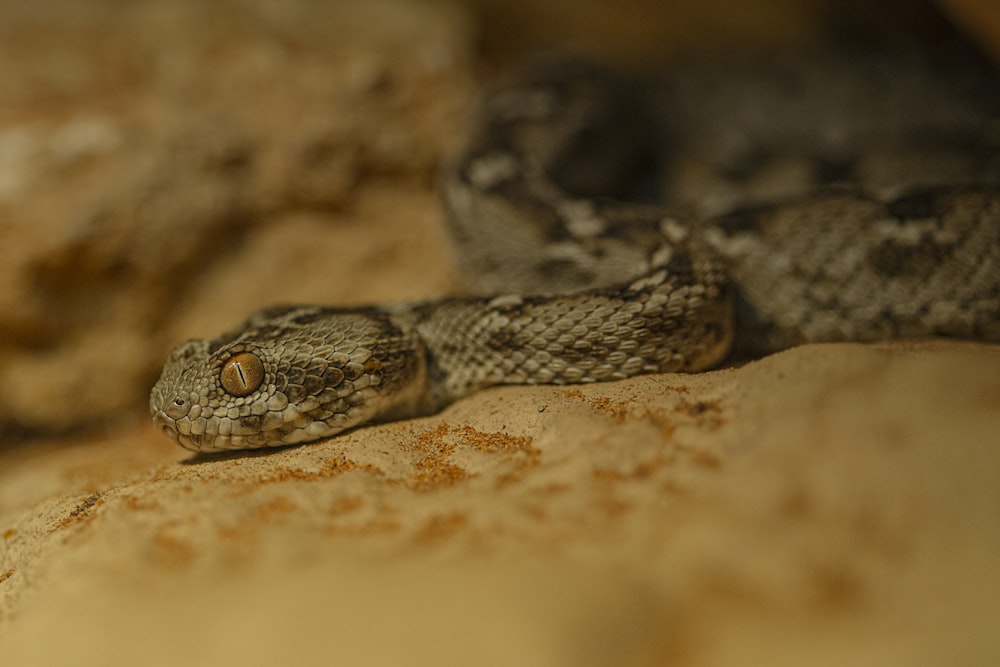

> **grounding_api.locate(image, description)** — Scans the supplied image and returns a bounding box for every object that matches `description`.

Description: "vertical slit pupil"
[221,352,264,396]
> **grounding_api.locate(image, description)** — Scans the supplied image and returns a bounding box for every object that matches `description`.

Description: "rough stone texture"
[2,342,999,665]
[1,1,999,665]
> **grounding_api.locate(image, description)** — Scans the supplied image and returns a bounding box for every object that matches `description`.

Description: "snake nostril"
[165,396,191,420]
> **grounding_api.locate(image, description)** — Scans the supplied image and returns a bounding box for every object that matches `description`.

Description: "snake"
[150,43,1000,453]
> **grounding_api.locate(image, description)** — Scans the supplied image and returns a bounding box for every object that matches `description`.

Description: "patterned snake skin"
[151,43,1000,452]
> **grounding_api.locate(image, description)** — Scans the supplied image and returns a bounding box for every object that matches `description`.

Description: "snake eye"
[220,352,264,396]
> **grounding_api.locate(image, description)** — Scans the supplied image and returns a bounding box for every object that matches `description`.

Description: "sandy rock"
[2,342,999,664]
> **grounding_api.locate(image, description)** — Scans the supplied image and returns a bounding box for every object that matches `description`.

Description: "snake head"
[149,308,425,452]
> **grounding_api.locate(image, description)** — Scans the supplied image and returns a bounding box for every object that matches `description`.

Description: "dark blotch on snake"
[303,375,325,396]
[888,190,946,220]
[323,367,345,387]
[868,236,956,278]
[285,384,307,403]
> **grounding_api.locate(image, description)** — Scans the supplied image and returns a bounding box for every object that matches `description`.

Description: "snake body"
[151,45,1000,452]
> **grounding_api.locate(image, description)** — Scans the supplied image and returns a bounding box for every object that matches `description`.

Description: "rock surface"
[2,342,999,665]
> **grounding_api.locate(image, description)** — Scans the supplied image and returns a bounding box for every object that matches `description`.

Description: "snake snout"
[148,380,191,431]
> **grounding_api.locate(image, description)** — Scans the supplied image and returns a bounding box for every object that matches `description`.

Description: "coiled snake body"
[151,45,1000,452]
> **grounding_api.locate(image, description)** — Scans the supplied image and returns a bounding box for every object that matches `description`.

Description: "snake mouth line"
[152,413,180,443]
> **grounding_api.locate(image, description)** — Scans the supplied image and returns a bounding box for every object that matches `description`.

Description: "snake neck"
[407,267,733,410]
